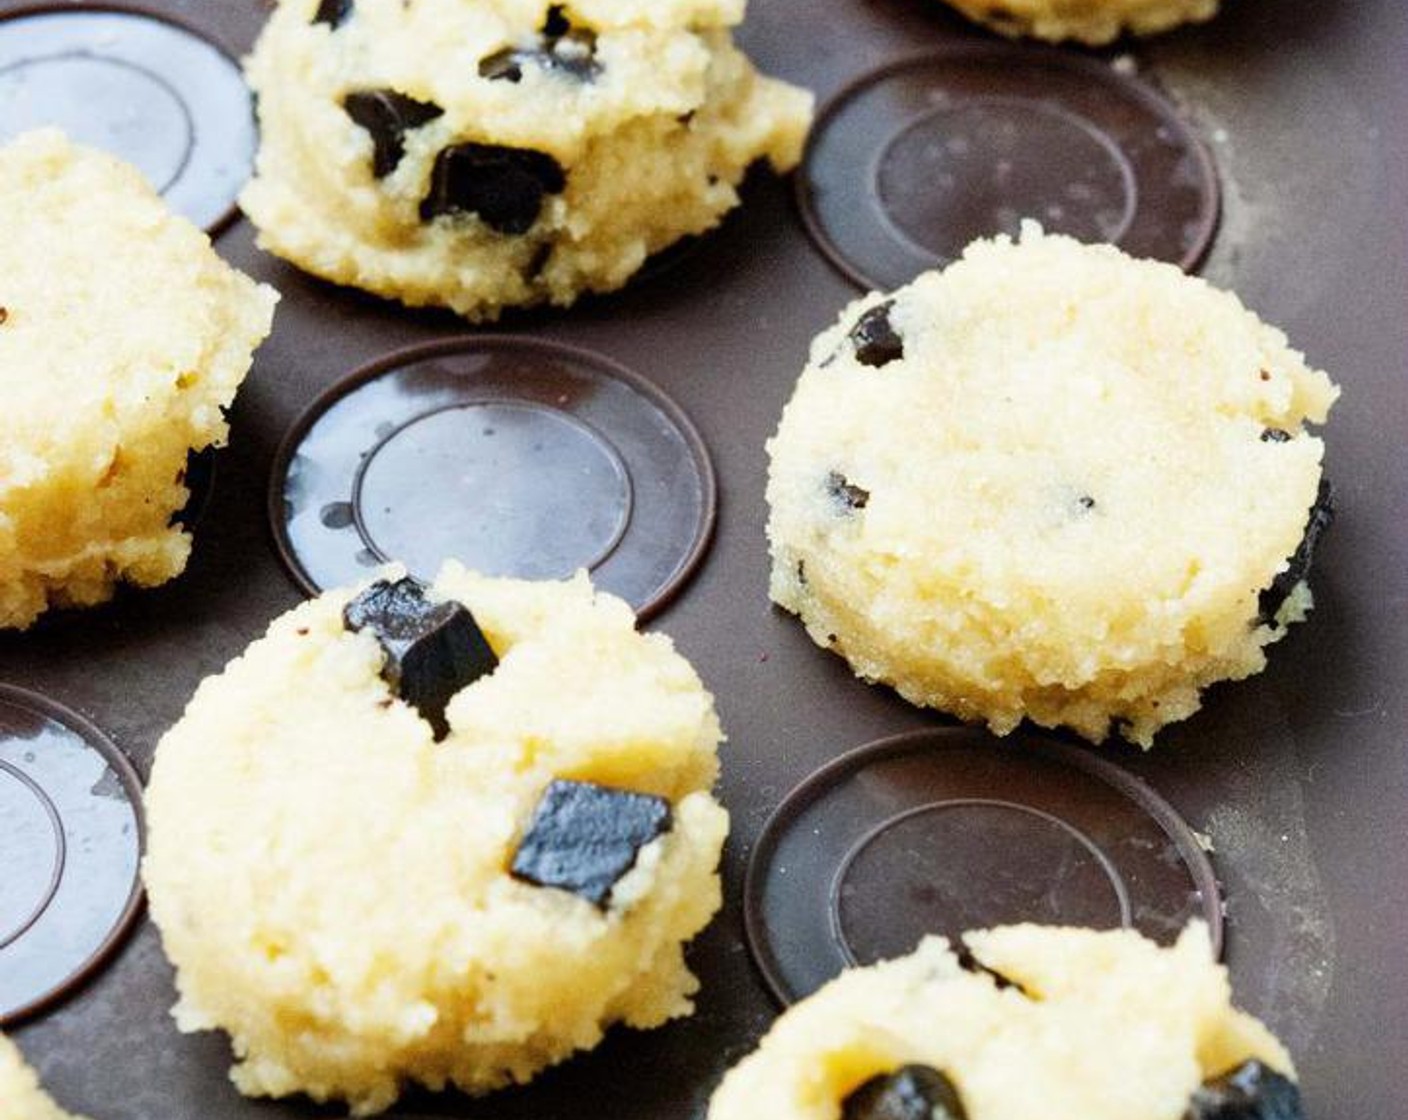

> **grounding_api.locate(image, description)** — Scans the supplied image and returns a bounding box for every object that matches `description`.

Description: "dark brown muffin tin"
[2,0,1405,1116]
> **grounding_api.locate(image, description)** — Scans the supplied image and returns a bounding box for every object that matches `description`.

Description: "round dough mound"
[709,924,1294,1120]
[144,565,728,1114]
[0,131,277,630]
[241,0,813,320]
[0,1035,85,1120]
[939,0,1219,44]
[766,226,1339,746]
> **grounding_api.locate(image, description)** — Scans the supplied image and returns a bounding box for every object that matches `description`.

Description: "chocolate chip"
[541,3,571,37]
[343,577,498,739]
[510,779,671,908]
[525,241,554,280]
[1261,428,1293,443]
[478,40,599,83]
[1258,479,1334,625]
[312,0,352,29]
[420,143,566,234]
[0,307,8,325]
[842,1066,967,1120]
[1077,494,1096,512]
[826,470,870,513]
[1184,1060,1303,1120]
[849,300,904,368]
[343,90,444,178]
[480,4,600,83]
[478,48,528,83]
[955,941,1027,994]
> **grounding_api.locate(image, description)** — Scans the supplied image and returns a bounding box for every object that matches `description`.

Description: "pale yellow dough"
[709,924,1293,1120]
[144,566,728,1115]
[0,1035,86,1120]
[940,0,1219,44]
[0,130,277,630]
[241,0,813,320]
[766,226,1339,746]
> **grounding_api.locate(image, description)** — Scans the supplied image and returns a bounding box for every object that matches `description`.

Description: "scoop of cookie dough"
[0,130,277,630]
[766,225,1339,747]
[144,565,728,1114]
[938,0,1219,44]
[241,0,813,320]
[709,924,1299,1120]
[0,1035,87,1120]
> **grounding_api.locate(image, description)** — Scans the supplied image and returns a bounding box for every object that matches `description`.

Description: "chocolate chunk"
[1077,494,1096,512]
[343,577,498,739]
[1261,428,1293,443]
[1184,1060,1303,1120]
[525,241,554,280]
[510,779,672,908]
[1258,479,1335,625]
[843,1065,968,1120]
[420,143,566,234]
[478,40,599,83]
[826,470,870,513]
[849,300,904,368]
[312,0,352,29]
[541,3,571,37]
[343,90,444,178]
[480,4,599,83]
[955,941,1025,994]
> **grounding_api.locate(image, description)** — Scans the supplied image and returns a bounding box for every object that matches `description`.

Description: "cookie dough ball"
[766,226,1339,746]
[709,924,1301,1120]
[0,130,277,630]
[241,0,813,320]
[145,565,728,1114]
[939,0,1219,44]
[0,1035,86,1120]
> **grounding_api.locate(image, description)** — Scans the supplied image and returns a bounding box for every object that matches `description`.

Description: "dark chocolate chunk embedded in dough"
[826,470,870,513]
[1258,479,1335,625]
[1184,1060,1304,1120]
[478,39,600,83]
[479,6,600,84]
[850,300,904,368]
[343,90,444,178]
[343,577,498,739]
[420,143,567,234]
[955,941,1027,994]
[842,1065,968,1120]
[1261,428,1293,443]
[511,779,672,908]
[541,3,571,37]
[312,0,353,29]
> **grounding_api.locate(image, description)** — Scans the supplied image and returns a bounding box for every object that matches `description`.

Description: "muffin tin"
[2,0,1405,1116]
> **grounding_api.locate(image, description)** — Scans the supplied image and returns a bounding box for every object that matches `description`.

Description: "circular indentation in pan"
[270,337,717,621]
[0,4,256,234]
[0,685,144,1026]
[798,46,1219,291]
[744,727,1220,1005]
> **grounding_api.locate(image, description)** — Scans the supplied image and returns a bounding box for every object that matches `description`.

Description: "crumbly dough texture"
[767,226,1339,746]
[242,0,813,320]
[708,924,1293,1120]
[0,130,277,630]
[0,1035,85,1120]
[939,0,1219,44]
[144,566,728,1114]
